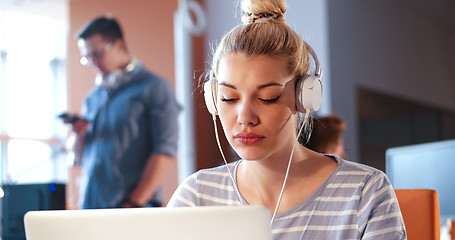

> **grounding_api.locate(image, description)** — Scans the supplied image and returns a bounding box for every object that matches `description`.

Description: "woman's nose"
[236,100,258,126]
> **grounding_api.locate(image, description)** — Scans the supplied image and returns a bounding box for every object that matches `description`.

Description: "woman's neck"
[236,145,310,208]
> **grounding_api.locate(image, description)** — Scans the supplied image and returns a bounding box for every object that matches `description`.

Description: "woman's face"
[217,53,298,161]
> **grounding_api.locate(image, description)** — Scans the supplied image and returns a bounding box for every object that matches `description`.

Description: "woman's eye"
[221,97,237,103]
[260,95,281,104]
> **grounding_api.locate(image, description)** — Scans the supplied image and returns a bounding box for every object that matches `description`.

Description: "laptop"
[24,205,272,240]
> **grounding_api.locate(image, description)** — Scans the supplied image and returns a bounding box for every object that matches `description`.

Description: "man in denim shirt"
[68,16,179,209]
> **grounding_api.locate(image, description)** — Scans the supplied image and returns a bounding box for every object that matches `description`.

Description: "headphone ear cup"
[203,79,218,115]
[296,75,323,112]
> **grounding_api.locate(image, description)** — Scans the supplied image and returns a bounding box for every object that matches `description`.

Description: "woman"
[168,0,406,239]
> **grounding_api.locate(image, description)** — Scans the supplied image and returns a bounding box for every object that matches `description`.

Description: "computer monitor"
[1,183,65,240]
[385,139,455,220]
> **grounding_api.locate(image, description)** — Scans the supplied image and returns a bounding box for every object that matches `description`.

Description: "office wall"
[328,1,455,163]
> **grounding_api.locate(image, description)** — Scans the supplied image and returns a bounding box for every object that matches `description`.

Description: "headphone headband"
[304,42,322,78]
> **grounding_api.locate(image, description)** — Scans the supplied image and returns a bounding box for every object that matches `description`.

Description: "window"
[0,9,68,185]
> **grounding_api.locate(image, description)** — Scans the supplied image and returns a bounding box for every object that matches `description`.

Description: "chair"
[395,189,440,240]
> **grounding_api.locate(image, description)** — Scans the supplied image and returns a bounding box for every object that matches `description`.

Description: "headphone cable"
[212,114,244,204]
[270,109,310,225]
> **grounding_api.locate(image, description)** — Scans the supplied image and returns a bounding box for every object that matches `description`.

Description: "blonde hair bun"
[241,0,286,24]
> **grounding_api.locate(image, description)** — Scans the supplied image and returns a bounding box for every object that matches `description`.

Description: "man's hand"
[59,112,89,136]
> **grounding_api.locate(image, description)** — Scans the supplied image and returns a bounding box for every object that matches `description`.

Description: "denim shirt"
[80,63,180,208]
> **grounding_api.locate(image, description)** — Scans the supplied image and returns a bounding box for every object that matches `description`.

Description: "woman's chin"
[234,149,266,161]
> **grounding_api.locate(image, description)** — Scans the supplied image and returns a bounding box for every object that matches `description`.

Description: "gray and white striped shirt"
[168,157,406,239]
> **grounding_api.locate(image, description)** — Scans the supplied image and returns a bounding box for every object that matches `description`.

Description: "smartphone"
[58,112,82,124]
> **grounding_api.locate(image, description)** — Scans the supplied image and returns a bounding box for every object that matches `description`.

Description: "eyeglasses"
[80,42,113,66]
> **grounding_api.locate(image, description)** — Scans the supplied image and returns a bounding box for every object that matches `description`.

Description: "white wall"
[205,1,237,63]
[0,0,68,21]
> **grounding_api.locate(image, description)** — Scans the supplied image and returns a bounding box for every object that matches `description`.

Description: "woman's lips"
[234,133,265,144]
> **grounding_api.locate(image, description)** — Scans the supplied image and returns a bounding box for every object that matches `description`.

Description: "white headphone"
[203,42,323,115]
[95,58,137,89]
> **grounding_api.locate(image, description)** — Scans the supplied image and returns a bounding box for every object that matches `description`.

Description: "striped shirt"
[167,157,406,239]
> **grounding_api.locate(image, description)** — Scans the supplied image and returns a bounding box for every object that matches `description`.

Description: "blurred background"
[0,0,454,239]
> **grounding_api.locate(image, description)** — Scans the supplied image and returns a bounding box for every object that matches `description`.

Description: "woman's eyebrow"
[257,82,283,89]
[219,82,283,90]
[219,82,236,89]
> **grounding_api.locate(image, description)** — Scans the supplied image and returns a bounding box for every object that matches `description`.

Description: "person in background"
[167,0,406,239]
[64,16,180,209]
[305,114,347,158]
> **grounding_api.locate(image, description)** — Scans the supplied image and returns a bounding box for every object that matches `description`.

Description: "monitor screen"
[386,139,455,220]
[1,183,65,240]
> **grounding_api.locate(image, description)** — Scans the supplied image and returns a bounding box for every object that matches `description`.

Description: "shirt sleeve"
[357,171,407,239]
[146,76,181,157]
[167,173,198,207]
